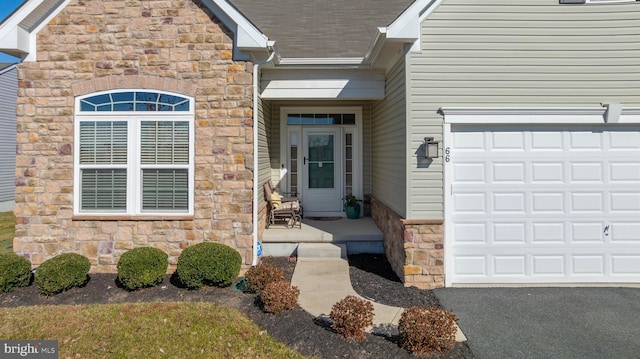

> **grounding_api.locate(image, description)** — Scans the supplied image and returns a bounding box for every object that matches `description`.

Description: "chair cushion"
[270,193,282,208]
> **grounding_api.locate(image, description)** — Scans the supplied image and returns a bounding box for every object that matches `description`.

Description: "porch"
[260,217,384,257]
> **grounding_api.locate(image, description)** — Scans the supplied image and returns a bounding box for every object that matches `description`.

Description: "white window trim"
[73,90,195,218]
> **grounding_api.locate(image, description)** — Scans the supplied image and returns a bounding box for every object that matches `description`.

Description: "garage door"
[446,124,640,285]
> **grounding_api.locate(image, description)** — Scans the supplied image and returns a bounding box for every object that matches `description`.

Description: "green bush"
[117,247,168,291]
[0,253,32,293]
[176,242,242,289]
[244,262,285,293]
[330,295,374,342]
[35,253,91,296]
[260,280,299,314]
[398,306,458,354]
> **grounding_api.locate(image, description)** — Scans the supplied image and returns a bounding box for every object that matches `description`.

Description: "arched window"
[74,90,194,217]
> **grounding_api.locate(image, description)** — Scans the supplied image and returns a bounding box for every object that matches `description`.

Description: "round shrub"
[244,262,285,293]
[260,280,299,314]
[176,242,242,289]
[117,247,168,291]
[398,306,458,354]
[330,295,374,342]
[35,253,91,296]
[0,253,32,293]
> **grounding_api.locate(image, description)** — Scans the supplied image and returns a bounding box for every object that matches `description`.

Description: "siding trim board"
[440,106,640,124]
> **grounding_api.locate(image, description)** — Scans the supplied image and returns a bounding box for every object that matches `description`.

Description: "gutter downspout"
[252,46,276,266]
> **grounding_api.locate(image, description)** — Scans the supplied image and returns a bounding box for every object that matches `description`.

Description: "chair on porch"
[264,181,302,229]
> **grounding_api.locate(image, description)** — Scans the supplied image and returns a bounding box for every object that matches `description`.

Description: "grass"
[0,302,308,359]
[0,211,14,254]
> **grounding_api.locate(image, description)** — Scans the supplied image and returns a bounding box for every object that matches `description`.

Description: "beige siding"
[268,100,373,195]
[257,97,272,207]
[372,55,407,218]
[409,0,640,219]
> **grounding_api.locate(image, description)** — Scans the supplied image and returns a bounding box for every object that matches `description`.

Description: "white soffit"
[260,69,385,100]
[440,106,640,124]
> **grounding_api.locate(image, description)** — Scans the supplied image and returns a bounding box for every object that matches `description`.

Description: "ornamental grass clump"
[398,306,458,355]
[35,253,91,296]
[244,262,285,293]
[259,280,299,314]
[117,247,168,291]
[329,295,374,342]
[176,242,241,289]
[0,253,32,293]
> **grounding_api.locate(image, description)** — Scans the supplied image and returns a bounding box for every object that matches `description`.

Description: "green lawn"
[0,302,308,359]
[0,211,14,254]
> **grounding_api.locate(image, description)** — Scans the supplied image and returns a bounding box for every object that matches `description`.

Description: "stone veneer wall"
[13,0,255,272]
[372,197,445,289]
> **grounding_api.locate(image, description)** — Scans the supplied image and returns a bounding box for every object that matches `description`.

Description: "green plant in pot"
[343,194,361,219]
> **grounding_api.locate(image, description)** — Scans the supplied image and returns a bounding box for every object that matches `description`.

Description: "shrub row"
[0,242,243,295]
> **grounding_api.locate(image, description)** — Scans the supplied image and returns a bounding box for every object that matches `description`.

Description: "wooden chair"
[264,181,302,229]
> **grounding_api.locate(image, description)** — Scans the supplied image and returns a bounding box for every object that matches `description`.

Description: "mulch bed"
[0,254,473,359]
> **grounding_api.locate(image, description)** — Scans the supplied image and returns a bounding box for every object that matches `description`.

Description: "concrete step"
[297,242,347,259]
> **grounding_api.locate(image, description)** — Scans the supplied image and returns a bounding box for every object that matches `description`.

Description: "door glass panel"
[308,134,334,189]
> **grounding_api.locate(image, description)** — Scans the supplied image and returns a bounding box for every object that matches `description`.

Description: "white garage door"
[446,124,640,285]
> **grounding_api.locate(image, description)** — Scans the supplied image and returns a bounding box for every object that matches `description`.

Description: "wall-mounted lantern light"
[424,137,440,159]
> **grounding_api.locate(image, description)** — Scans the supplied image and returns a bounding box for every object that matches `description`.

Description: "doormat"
[305,217,343,221]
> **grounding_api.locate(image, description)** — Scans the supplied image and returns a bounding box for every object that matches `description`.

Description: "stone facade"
[372,197,445,289]
[13,0,255,272]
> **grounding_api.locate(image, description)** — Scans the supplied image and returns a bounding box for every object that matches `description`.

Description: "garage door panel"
[570,222,605,242]
[572,256,605,275]
[611,256,640,274]
[447,125,640,284]
[609,162,640,182]
[610,193,640,211]
[532,162,564,182]
[531,132,563,150]
[610,223,640,242]
[494,256,526,276]
[492,163,525,182]
[570,193,604,212]
[570,163,603,182]
[494,222,526,243]
[532,193,564,213]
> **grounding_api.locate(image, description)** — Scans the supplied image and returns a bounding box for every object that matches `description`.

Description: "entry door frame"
[280,106,363,217]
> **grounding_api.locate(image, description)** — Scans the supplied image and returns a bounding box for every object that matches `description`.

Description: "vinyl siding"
[257,96,272,207]
[371,55,407,218]
[409,0,640,219]
[0,66,17,207]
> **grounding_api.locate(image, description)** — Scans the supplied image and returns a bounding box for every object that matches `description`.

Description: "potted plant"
[343,194,361,219]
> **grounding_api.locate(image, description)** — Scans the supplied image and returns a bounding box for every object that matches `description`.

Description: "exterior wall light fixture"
[424,137,440,159]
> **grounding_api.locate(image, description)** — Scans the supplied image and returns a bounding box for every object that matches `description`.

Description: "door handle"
[304,156,307,165]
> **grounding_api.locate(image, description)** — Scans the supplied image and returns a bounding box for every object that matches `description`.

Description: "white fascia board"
[385,0,443,52]
[277,58,365,67]
[440,107,608,124]
[619,108,640,123]
[206,0,268,51]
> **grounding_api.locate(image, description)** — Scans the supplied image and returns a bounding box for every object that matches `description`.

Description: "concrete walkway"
[291,254,466,341]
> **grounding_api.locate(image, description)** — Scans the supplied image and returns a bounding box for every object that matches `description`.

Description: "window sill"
[73,215,194,221]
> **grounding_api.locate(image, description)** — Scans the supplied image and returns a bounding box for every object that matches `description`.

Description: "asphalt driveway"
[433,287,640,359]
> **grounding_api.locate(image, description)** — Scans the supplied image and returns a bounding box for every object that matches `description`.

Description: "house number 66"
[445,147,451,162]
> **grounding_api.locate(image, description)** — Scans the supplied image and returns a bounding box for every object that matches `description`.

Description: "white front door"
[302,128,342,214]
